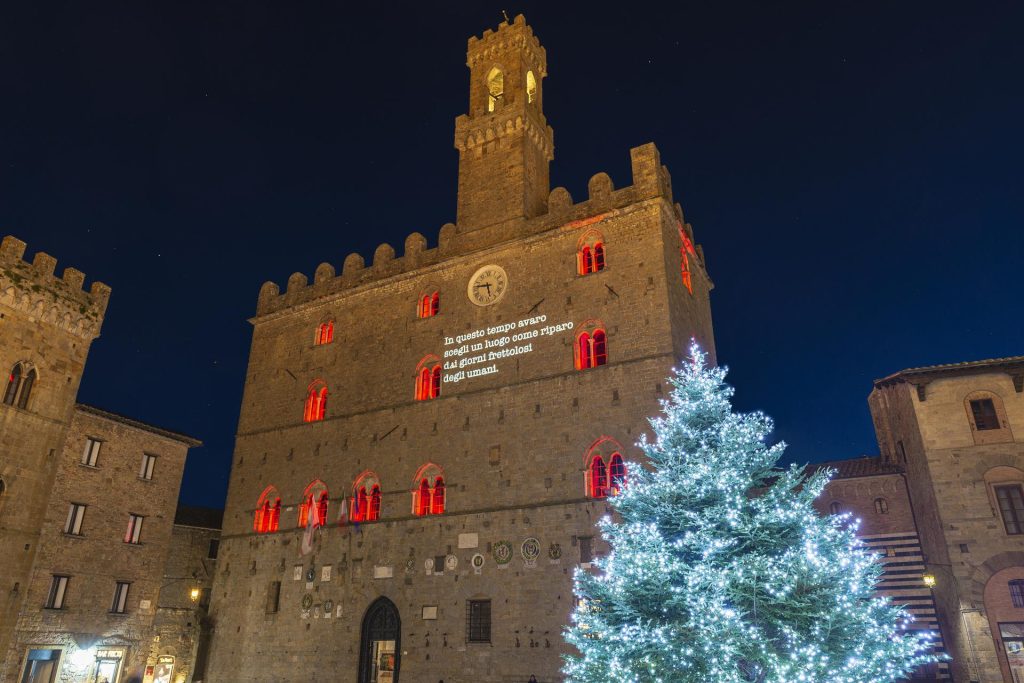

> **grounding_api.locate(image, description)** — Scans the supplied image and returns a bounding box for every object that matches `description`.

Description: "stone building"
[870,357,1024,683]
[148,507,222,683]
[205,15,714,683]
[813,457,950,680]
[0,236,204,683]
[4,404,200,683]
[0,236,110,663]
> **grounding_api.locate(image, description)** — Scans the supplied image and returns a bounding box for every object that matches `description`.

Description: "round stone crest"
[492,540,513,564]
[522,538,541,567]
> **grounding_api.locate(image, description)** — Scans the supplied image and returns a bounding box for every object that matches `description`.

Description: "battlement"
[466,14,546,72]
[0,235,110,339]
[255,143,696,318]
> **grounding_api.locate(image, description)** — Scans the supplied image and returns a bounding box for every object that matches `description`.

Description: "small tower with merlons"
[454,14,553,232]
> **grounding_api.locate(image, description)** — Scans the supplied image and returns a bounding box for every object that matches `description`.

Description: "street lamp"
[189,587,201,603]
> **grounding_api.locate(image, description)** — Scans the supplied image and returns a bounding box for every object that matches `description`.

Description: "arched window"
[3,364,22,406]
[487,67,503,112]
[419,291,439,319]
[369,485,381,521]
[431,477,446,514]
[874,497,889,515]
[298,481,328,528]
[829,501,842,515]
[526,70,537,104]
[590,456,608,498]
[17,369,36,409]
[352,472,381,523]
[254,486,281,533]
[608,454,627,496]
[584,436,626,499]
[416,479,431,516]
[304,381,328,422]
[315,322,334,345]
[575,324,608,370]
[680,250,693,295]
[415,357,442,401]
[412,464,445,516]
[577,231,606,275]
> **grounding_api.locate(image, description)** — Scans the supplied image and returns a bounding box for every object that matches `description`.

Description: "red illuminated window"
[254,486,281,533]
[298,481,328,528]
[575,327,608,370]
[585,436,626,499]
[419,291,440,318]
[351,472,382,523]
[608,453,626,496]
[369,485,381,521]
[681,250,693,295]
[577,231,606,275]
[412,464,446,516]
[415,358,442,400]
[304,381,328,422]
[416,479,431,516]
[315,322,334,345]
[431,478,446,514]
[590,457,608,498]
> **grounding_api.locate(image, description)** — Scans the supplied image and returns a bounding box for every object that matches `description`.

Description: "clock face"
[468,265,508,306]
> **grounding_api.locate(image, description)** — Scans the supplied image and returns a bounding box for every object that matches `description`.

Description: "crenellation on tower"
[0,234,110,339]
[253,142,700,319]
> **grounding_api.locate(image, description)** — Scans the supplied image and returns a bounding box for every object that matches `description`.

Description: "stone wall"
[149,512,221,683]
[0,235,108,667]
[4,406,198,683]
[870,361,1024,683]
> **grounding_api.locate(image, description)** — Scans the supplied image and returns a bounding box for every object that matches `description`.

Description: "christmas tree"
[564,346,939,683]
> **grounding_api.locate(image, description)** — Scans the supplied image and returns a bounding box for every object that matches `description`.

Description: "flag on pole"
[351,492,362,533]
[337,497,348,526]
[300,497,320,556]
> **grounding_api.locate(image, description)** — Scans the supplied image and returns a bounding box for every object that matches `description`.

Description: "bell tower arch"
[454,14,553,232]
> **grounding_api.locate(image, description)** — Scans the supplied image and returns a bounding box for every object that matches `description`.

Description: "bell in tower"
[454,15,554,232]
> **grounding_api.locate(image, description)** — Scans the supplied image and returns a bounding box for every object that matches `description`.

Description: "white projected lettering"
[442,315,574,383]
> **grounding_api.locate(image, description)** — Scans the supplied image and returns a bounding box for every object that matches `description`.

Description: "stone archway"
[358,597,401,683]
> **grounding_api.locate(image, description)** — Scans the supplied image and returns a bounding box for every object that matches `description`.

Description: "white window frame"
[111,581,130,614]
[125,514,144,544]
[47,575,69,609]
[82,438,102,466]
[64,503,86,535]
[139,453,157,481]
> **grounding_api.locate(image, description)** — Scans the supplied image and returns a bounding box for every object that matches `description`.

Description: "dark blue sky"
[2,3,1021,508]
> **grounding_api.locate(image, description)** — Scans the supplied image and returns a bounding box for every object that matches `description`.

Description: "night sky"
[2,3,1021,508]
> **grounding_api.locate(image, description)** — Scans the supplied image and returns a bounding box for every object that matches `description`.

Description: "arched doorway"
[358,597,400,683]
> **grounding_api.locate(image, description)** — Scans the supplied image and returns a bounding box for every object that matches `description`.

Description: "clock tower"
[454,14,553,232]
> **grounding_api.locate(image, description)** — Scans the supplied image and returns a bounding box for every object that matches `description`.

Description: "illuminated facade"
[870,357,1024,683]
[0,236,204,683]
[0,236,110,666]
[205,15,714,683]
